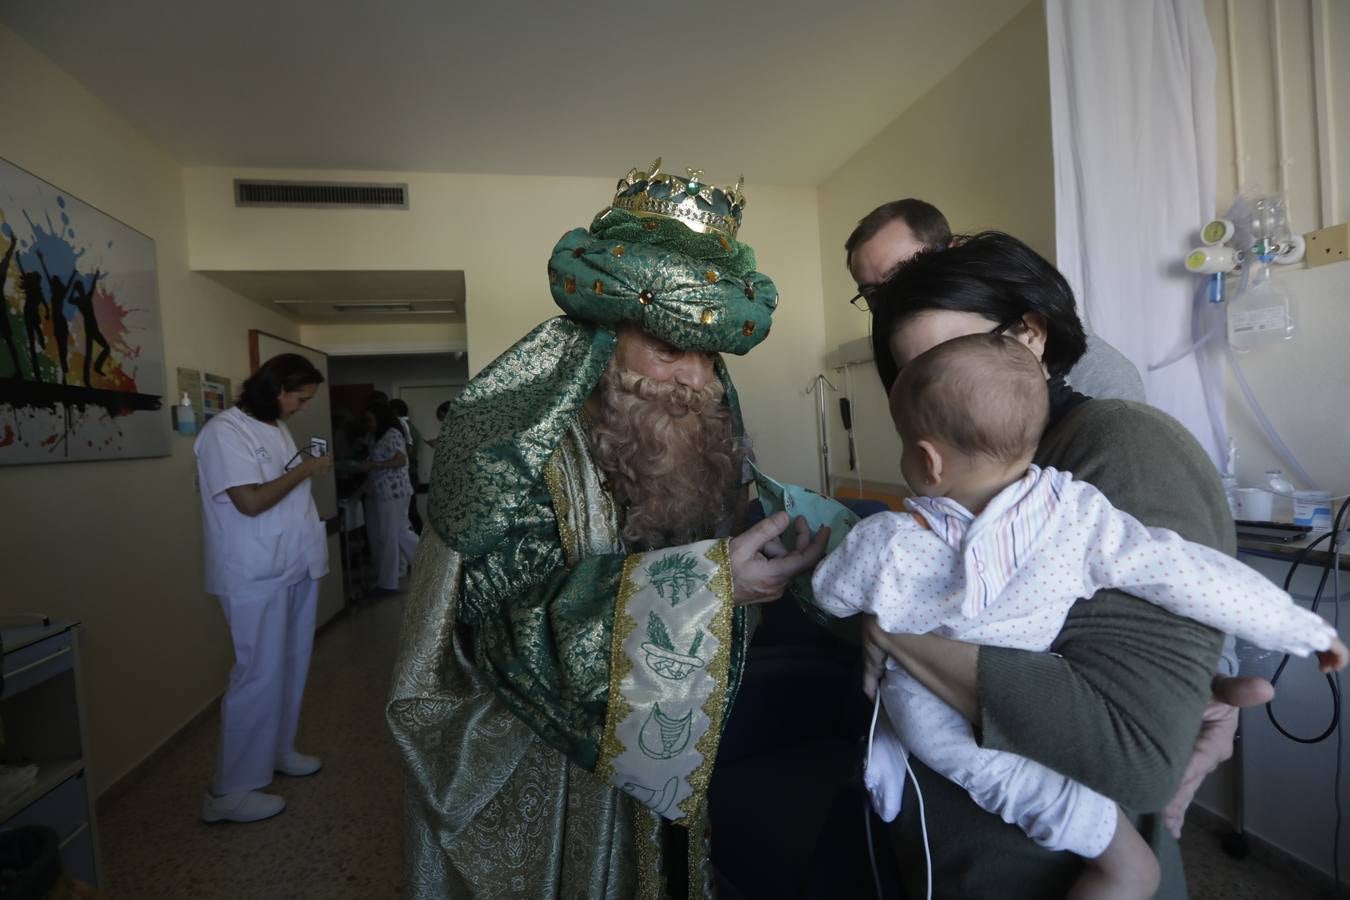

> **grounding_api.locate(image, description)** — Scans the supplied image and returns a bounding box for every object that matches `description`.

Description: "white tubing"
[1224,343,1318,487]
[1311,0,1337,228]
[1226,0,1246,190]
[1270,0,1289,196]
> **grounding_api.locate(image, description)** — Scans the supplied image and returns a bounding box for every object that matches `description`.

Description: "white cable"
[903,739,933,900]
[863,690,931,900]
[865,693,884,900]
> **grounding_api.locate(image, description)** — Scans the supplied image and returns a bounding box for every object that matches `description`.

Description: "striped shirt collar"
[906,465,1066,617]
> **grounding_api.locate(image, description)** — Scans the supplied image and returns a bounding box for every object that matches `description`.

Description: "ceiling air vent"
[234,179,409,210]
[332,303,418,313]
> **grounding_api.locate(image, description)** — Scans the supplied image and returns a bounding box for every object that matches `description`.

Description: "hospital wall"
[181,168,831,490]
[1207,0,1350,492]
[298,321,468,356]
[0,26,304,795]
[1194,0,1350,879]
[814,0,1055,495]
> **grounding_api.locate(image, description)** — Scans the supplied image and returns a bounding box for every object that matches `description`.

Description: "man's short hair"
[844,198,952,267]
[391,398,409,417]
[890,333,1048,465]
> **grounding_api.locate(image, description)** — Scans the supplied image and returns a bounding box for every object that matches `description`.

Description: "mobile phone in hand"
[310,437,329,457]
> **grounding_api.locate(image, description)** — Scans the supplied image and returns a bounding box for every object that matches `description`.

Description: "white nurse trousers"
[368,496,419,591]
[214,576,318,794]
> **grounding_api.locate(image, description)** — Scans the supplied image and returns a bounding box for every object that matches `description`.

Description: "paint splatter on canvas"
[0,157,167,464]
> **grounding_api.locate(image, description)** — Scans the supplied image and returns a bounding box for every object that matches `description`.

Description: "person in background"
[844,198,1147,402]
[390,399,423,534]
[424,399,452,452]
[363,400,420,593]
[193,353,331,824]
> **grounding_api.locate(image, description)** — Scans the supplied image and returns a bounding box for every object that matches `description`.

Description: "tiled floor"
[99,594,404,899]
[99,591,1343,899]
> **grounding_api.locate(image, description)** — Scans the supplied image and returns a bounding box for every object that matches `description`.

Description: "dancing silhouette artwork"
[68,268,111,386]
[1,158,166,464]
[15,255,50,382]
[35,248,76,385]
[0,232,18,379]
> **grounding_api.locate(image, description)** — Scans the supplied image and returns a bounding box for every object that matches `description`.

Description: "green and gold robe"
[387,318,751,899]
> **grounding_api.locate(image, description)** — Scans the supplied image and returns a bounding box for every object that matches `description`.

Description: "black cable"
[1264,498,1350,743]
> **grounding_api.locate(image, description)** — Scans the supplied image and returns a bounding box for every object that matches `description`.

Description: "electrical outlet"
[1305,223,1349,268]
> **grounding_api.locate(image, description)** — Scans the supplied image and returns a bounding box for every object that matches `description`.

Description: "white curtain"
[1046,0,1226,465]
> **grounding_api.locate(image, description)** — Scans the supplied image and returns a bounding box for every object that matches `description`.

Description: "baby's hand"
[1316,637,1349,673]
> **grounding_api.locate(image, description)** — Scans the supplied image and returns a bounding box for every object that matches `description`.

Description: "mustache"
[609,366,726,417]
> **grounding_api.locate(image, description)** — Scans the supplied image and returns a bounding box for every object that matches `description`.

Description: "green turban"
[548,208,777,354]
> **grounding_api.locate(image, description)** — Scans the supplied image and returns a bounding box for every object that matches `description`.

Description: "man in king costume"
[387,160,830,898]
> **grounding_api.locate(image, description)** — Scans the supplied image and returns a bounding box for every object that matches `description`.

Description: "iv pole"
[806,374,838,496]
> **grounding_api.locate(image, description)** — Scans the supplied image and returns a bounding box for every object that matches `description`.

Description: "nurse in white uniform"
[194,353,333,824]
[362,400,419,593]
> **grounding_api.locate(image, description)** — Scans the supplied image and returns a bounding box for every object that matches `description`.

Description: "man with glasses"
[844,199,1146,402]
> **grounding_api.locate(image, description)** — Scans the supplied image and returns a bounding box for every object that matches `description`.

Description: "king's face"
[613,325,715,391]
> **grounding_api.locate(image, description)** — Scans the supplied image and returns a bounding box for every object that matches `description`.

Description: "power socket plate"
[1305,223,1349,268]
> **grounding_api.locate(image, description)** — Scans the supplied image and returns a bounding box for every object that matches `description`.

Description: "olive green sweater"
[890,399,1232,900]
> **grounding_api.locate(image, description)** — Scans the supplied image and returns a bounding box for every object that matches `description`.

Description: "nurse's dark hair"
[868,231,1088,392]
[368,399,400,441]
[237,353,324,421]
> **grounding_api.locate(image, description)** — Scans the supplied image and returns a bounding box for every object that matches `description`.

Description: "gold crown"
[610,158,746,240]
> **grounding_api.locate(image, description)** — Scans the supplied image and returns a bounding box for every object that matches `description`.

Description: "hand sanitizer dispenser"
[174,391,197,436]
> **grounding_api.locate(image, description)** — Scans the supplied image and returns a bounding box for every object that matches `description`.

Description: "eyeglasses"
[849,288,1025,336]
[848,285,879,312]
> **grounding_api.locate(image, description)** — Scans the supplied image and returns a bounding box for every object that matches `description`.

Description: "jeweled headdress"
[611,158,746,240]
[548,159,777,356]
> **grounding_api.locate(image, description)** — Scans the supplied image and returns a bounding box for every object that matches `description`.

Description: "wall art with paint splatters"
[0,158,167,464]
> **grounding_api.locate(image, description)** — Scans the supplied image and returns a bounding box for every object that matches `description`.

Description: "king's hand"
[729,511,829,606]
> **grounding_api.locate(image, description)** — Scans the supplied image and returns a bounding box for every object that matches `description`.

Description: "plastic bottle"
[175,391,197,436]
[1265,469,1294,523]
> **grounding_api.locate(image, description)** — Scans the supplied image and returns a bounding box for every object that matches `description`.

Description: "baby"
[811,333,1347,900]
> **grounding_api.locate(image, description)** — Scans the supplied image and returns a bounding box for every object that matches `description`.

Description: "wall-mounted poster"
[201,373,231,420]
[0,157,167,464]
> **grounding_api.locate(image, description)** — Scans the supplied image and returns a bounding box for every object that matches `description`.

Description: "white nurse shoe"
[201,789,286,823]
[276,751,323,777]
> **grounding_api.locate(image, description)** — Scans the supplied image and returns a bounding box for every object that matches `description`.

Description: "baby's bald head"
[890,333,1048,466]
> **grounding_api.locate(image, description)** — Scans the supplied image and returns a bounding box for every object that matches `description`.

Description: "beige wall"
[1206,0,1350,492]
[814,1,1053,489]
[0,26,301,795]
[299,321,468,356]
[184,168,830,488]
[1197,2,1350,863]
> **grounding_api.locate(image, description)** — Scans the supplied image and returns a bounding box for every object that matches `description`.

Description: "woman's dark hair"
[368,399,401,443]
[868,231,1088,392]
[237,353,324,421]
